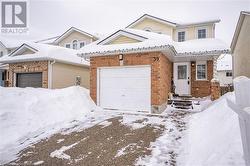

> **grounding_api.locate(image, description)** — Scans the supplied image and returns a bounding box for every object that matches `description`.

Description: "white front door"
[174,62,191,96]
[98,66,151,112]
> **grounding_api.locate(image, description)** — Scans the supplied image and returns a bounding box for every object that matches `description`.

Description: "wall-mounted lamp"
[191,61,195,67]
[119,54,123,61]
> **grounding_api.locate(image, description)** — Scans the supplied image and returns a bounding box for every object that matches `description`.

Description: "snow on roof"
[0,36,26,49]
[78,28,229,57]
[53,27,99,44]
[35,36,60,44]
[217,54,232,71]
[0,42,89,66]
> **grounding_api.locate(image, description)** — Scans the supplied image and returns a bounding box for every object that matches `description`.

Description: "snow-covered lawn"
[0,86,245,165]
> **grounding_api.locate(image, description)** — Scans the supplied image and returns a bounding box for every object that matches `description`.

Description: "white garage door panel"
[98,66,151,112]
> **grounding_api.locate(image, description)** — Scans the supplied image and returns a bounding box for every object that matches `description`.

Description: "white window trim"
[65,43,71,48]
[196,61,207,81]
[79,41,85,48]
[176,29,187,41]
[72,40,78,50]
[195,26,208,39]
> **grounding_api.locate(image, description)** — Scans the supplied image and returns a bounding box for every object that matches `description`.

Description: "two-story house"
[78,14,229,113]
[0,27,98,88]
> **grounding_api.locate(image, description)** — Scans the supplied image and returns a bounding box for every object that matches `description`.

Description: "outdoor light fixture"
[119,54,123,61]
[191,62,195,67]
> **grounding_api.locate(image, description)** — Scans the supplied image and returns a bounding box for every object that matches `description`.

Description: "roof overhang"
[177,19,221,28]
[9,43,38,56]
[126,14,177,28]
[53,27,98,44]
[0,57,89,67]
[230,11,250,53]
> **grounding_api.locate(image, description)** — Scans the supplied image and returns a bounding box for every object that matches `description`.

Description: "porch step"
[169,99,194,110]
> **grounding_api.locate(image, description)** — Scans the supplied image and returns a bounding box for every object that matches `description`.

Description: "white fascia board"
[98,30,147,45]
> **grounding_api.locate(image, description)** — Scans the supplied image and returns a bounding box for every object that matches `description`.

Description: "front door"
[174,62,190,96]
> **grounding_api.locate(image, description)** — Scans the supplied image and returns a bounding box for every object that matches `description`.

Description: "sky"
[1,0,250,45]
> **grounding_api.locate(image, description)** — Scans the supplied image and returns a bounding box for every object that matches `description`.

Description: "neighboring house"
[0,37,25,86]
[231,11,250,78]
[217,54,233,86]
[78,14,229,113]
[0,42,90,89]
[37,27,99,50]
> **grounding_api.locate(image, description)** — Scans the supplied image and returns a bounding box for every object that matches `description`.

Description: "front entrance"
[173,62,191,96]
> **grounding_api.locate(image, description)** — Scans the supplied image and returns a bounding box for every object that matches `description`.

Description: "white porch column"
[212,56,219,80]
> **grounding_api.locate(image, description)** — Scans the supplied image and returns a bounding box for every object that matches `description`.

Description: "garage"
[97,66,151,112]
[16,73,43,88]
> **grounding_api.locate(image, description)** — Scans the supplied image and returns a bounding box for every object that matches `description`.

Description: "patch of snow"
[33,160,44,165]
[217,54,232,71]
[115,143,137,158]
[56,139,65,144]
[121,114,165,129]
[178,92,245,166]
[98,120,112,128]
[0,86,99,164]
[50,142,79,160]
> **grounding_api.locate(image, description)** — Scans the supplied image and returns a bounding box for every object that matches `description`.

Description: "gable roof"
[230,11,250,53]
[97,29,148,45]
[0,42,89,66]
[126,14,177,28]
[9,43,38,56]
[78,28,229,58]
[53,27,98,44]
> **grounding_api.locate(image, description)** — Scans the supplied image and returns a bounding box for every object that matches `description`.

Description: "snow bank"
[180,93,245,166]
[0,86,98,164]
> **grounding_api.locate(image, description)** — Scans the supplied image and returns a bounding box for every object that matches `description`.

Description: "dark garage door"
[16,73,42,88]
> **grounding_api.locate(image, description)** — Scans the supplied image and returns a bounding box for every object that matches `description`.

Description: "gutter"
[48,60,56,89]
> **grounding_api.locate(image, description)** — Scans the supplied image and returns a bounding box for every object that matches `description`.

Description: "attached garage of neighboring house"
[0,43,90,89]
[16,72,43,88]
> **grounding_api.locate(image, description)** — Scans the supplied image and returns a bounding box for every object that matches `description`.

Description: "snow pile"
[180,92,245,166]
[0,86,98,164]
[217,54,232,71]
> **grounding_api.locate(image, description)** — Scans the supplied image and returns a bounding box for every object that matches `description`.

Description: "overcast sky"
[1,0,250,45]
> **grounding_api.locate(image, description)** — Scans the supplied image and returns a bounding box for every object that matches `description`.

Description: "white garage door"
[98,66,151,112]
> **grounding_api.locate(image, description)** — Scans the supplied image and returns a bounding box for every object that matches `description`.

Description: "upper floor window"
[72,40,78,50]
[198,29,206,39]
[65,44,71,48]
[79,42,85,48]
[226,71,232,77]
[196,61,207,80]
[0,51,3,57]
[178,31,185,42]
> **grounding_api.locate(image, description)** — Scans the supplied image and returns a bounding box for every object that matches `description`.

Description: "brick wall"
[191,60,213,97]
[8,61,48,88]
[90,52,173,106]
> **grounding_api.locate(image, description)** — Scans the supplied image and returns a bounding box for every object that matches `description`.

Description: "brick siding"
[191,60,213,97]
[8,61,48,88]
[90,52,173,107]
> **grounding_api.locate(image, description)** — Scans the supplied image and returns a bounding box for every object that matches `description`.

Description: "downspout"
[48,60,56,89]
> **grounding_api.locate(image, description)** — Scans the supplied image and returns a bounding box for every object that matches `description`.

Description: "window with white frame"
[178,31,185,42]
[226,71,232,77]
[0,51,3,57]
[79,41,85,48]
[196,62,207,80]
[65,44,71,48]
[72,40,78,50]
[198,29,206,39]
